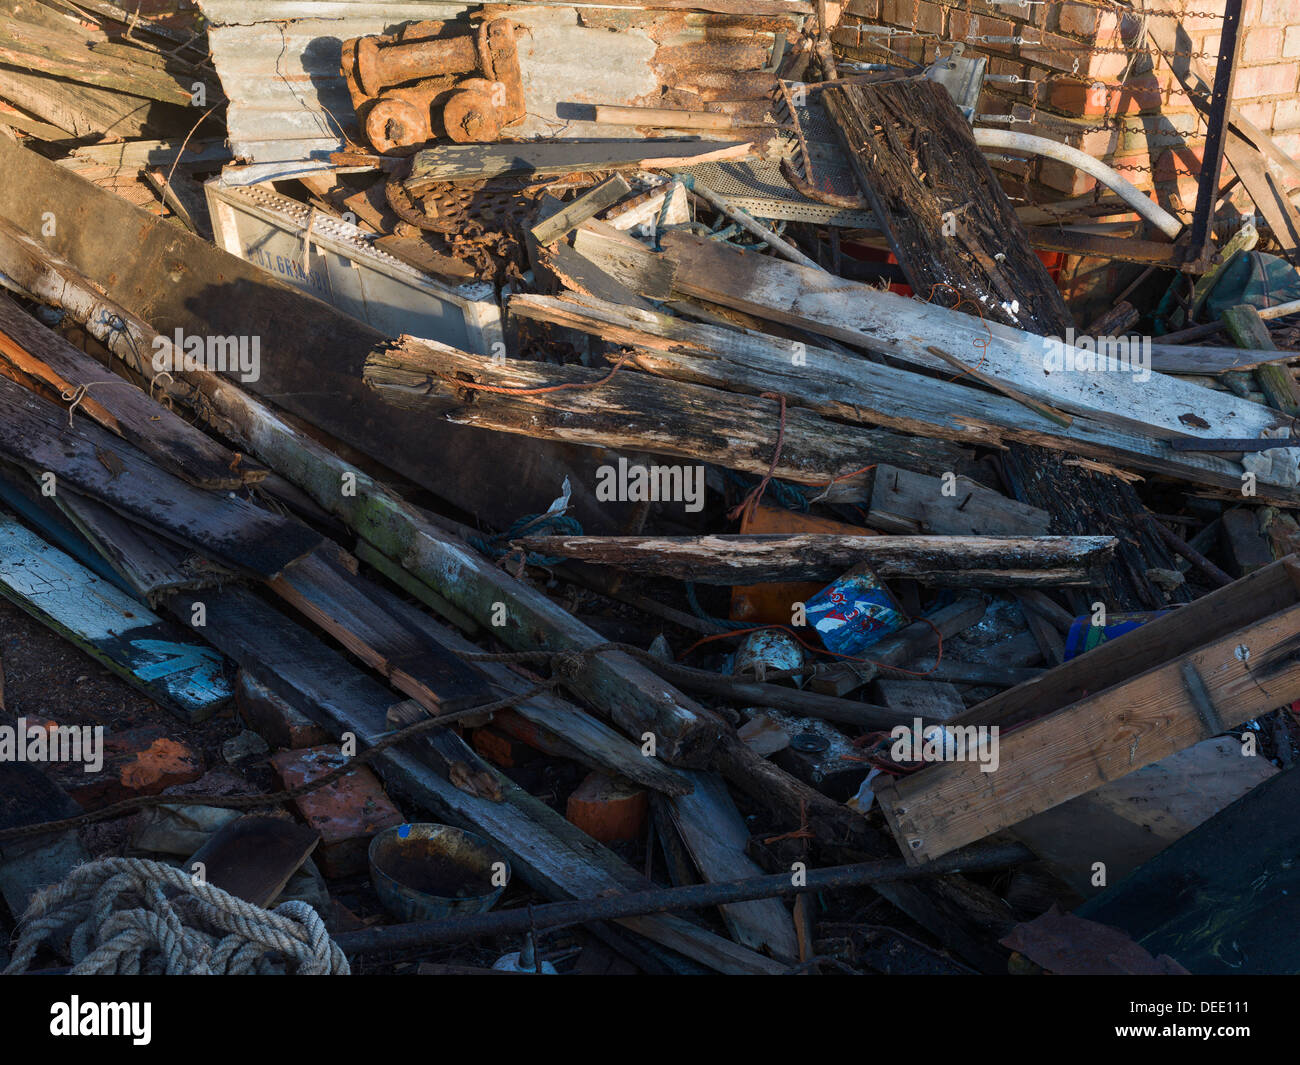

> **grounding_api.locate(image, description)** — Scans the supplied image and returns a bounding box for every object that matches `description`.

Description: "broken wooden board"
[53,488,227,602]
[513,533,1117,586]
[1013,735,1278,898]
[542,242,659,312]
[665,769,800,961]
[0,373,320,579]
[509,293,1297,504]
[1078,763,1300,973]
[877,594,1300,865]
[363,337,974,499]
[0,513,231,721]
[822,78,1072,337]
[268,546,494,715]
[658,232,1289,449]
[866,464,1050,536]
[0,286,264,490]
[406,140,752,193]
[531,174,632,247]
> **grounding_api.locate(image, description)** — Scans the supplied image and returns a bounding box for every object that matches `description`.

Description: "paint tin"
[805,564,906,656]
[734,628,806,686]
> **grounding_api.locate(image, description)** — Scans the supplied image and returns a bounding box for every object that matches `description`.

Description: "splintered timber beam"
[876,598,1300,865]
[362,337,973,499]
[508,294,1296,504]
[657,232,1291,455]
[511,533,1117,587]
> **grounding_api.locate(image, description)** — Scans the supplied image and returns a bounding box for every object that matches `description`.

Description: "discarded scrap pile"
[1,0,1299,977]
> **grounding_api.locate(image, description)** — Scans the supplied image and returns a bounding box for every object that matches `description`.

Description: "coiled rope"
[4,858,349,976]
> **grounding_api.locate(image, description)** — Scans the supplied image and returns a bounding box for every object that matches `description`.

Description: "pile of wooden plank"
[0,0,1297,985]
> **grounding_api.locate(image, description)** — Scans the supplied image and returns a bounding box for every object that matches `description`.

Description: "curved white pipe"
[972,128,1184,239]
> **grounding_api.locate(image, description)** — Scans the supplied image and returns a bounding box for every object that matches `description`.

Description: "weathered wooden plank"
[531,174,632,248]
[0,374,319,578]
[570,226,678,300]
[867,464,1050,536]
[658,232,1287,446]
[542,242,659,311]
[666,769,800,961]
[1222,302,1300,415]
[0,286,262,489]
[269,547,496,715]
[514,533,1116,586]
[0,513,230,721]
[407,140,751,192]
[877,599,1300,864]
[363,338,973,498]
[55,488,228,601]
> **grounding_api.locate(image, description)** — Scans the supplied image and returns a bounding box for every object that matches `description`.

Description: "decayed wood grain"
[822,78,1072,337]
[658,232,1288,448]
[509,293,1298,503]
[512,533,1116,586]
[363,337,973,499]
[877,600,1300,864]
[268,547,495,715]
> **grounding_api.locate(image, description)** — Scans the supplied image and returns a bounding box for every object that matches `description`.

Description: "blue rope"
[685,582,751,631]
[470,513,584,567]
[722,470,812,513]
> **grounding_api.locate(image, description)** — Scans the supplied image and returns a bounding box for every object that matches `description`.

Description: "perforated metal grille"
[677,97,875,227]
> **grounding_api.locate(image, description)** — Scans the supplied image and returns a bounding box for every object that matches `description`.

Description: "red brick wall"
[833,0,1300,312]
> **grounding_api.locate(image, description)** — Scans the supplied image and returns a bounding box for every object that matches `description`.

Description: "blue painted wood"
[0,514,232,721]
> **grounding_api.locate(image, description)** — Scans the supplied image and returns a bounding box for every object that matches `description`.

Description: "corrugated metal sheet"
[199,1,788,164]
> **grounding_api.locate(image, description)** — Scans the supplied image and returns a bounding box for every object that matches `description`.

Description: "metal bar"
[332,843,1033,956]
[1186,0,1245,267]
[1180,660,1227,738]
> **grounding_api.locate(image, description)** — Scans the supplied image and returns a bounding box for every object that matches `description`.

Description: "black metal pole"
[1186,0,1244,267]
[333,842,1032,957]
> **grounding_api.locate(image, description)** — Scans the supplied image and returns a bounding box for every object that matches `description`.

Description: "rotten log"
[514,533,1117,587]
[362,337,974,499]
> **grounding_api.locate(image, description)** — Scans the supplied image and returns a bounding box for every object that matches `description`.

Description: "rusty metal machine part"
[343,19,525,152]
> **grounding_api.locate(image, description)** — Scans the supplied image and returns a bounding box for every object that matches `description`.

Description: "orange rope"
[451,352,635,396]
[727,391,787,524]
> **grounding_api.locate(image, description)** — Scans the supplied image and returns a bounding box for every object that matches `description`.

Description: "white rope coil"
[4,857,349,975]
